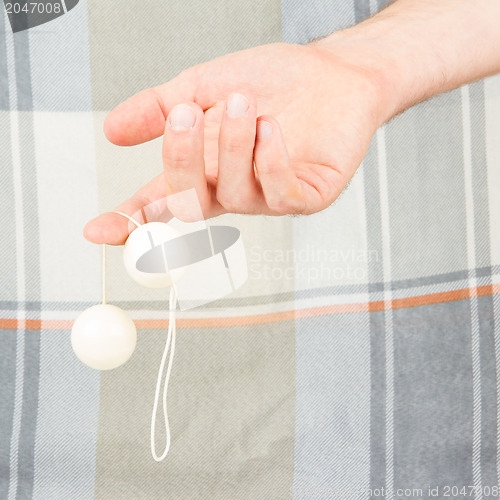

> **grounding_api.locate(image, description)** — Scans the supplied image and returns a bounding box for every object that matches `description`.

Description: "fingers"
[162,102,214,219]
[103,69,198,146]
[83,174,168,245]
[90,90,308,247]
[254,116,305,214]
[83,206,142,246]
[215,93,261,212]
[85,100,217,245]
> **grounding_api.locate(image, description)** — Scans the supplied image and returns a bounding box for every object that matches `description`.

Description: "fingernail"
[169,104,196,130]
[226,93,249,117]
[257,120,273,139]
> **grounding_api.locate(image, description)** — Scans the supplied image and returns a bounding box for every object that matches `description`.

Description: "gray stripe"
[384,91,468,281]
[354,0,371,24]
[361,134,387,495]
[470,81,497,495]
[30,5,102,497]
[281,0,355,45]
[0,329,17,500]
[495,288,500,489]
[12,31,41,500]
[376,0,392,11]
[0,6,18,493]
[470,82,492,270]
[393,300,474,493]
[32,330,100,500]
[368,310,387,498]
[0,6,9,110]
[12,34,32,112]
[462,84,483,498]
[29,0,92,111]
[355,1,391,492]
[478,291,497,496]
[293,313,371,498]
[387,88,471,497]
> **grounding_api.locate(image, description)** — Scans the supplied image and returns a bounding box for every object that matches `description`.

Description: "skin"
[84,0,500,246]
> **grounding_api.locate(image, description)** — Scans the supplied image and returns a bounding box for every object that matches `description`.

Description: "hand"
[84,41,388,245]
[84,0,500,246]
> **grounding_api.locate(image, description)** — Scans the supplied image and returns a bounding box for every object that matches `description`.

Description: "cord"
[102,243,107,305]
[151,286,177,461]
[114,210,141,228]
[113,209,177,462]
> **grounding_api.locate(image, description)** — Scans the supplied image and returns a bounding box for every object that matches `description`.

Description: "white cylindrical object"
[123,222,181,288]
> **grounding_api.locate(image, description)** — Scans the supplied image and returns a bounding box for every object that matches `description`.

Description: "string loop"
[113,209,176,462]
[151,287,177,462]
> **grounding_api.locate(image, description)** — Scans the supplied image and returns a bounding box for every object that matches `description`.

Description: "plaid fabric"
[1,0,500,499]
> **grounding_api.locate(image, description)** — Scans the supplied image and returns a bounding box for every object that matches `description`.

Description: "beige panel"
[94,321,295,499]
[292,169,370,290]
[87,0,282,110]
[92,112,170,303]
[35,111,100,302]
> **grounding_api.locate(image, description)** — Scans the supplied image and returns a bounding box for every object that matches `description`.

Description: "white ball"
[71,304,137,370]
[123,222,181,288]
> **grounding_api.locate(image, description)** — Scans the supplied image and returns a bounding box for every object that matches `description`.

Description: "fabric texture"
[1,0,500,498]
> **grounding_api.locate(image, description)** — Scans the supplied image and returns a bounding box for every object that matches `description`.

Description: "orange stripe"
[1,283,499,331]
[392,284,494,310]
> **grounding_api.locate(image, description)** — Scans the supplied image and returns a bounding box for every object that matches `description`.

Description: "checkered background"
[1,0,500,498]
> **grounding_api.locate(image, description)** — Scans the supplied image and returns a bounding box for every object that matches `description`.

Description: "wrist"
[311,0,500,125]
[311,33,405,126]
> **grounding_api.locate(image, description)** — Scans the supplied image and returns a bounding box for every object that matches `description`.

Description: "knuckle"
[267,196,304,215]
[177,68,191,81]
[164,142,192,168]
[221,135,247,156]
[216,192,249,213]
[216,194,238,212]
[178,65,199,83]
[256,161,281,176]
[267,200,288,214]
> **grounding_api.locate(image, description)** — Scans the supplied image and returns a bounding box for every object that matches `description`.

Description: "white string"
[114,210,141,228]
[112,209,177,462]
[151,287,177,462]
[102,244,106,305]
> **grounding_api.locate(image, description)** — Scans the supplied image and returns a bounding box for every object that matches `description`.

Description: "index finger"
[103,70,200,147]
[83,173,167,245]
